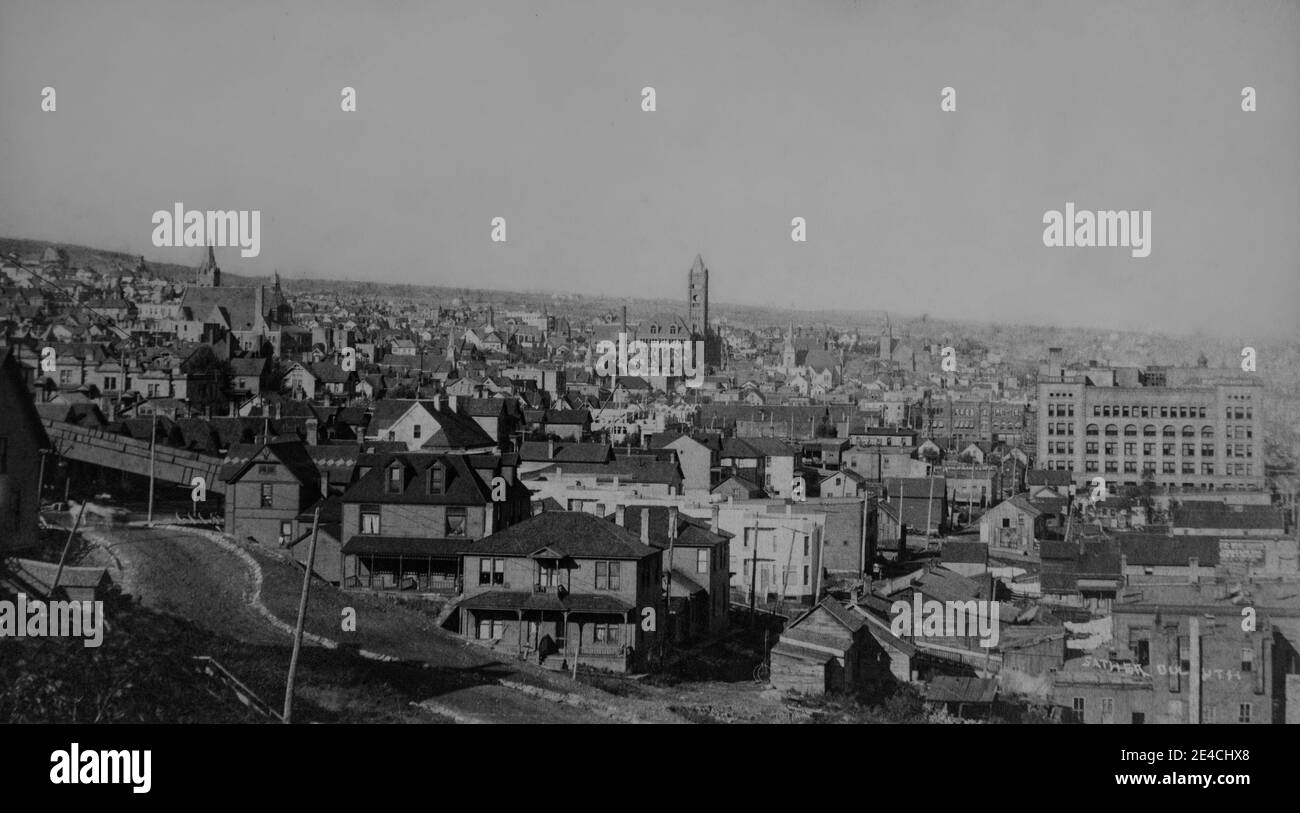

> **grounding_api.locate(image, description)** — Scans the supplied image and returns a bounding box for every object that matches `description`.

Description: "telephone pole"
[283,505,322,724]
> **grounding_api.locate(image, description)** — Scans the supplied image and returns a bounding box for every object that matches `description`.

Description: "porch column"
[516,610,524,653]
[562,611,571,659]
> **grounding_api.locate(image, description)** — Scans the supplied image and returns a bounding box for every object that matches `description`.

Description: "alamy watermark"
[1042,202,1150,258]
[0,593,104,647]
[151,202,261,258]
[593,332,705,388]
[889,594,999,648]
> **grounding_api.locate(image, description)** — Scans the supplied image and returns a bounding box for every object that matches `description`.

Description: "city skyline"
[1,0,1297,338]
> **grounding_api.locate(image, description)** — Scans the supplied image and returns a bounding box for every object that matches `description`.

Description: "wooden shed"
[770,597,869,695]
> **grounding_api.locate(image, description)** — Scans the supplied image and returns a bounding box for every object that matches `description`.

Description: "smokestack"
[616,504,626,527]
[640,507,650,545]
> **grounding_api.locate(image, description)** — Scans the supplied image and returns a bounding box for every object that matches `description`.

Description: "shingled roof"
[464,511,659,560]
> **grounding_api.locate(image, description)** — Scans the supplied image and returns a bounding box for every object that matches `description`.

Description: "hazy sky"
[1,0,1297,336]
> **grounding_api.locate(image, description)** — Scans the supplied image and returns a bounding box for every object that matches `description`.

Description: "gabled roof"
[221,440,321,485]
[787,596,866,635]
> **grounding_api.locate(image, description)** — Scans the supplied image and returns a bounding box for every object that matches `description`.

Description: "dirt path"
[75,521,683,723]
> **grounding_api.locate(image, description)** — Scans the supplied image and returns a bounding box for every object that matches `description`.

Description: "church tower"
[782,321,798,372]
[196,245,221,287]
[687,254,709,341]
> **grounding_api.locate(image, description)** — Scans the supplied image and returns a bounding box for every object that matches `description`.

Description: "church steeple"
[196,245,221,287]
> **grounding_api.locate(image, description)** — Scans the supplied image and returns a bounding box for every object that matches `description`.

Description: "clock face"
[691,294,700,303]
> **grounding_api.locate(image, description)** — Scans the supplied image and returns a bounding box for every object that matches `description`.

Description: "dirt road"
[73,520,684,723]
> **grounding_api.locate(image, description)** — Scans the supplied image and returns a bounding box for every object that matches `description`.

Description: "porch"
[341,536,465,595]
[457,593,638,673]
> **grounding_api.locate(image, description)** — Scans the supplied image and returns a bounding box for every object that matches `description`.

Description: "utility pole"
[146,411,157,526]
[36,448,49,510]
[283,504,321,724]
[51,501,88,596]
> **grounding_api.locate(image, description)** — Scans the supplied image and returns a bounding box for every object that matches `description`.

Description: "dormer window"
[428,462,445,495]
[386,464,404,494]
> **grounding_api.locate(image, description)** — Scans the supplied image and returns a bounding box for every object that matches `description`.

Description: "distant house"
[542,409,590,441]
[650,433,717,495]
[228,356,272,398]
[1026,469,1073,500]
[618,505,731,641]
[0,349,53,553]
[221,440,324,548]
[368,398,497,452]
[711,474,765,501]
[979,494,1046,556]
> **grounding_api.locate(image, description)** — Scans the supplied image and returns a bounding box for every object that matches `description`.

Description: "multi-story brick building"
[1053,582,1300,724]
[1036,357,1264,492]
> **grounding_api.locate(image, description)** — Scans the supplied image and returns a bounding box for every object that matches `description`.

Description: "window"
[479,557,504,585]
[477,618,505,639]
[803,537,809,557]
[386,465,403,494]
[803,565,810,586]
[445,507,467,537]
[1241,648,1254,672]
[360,508,381,534]
[280,520,292,537]
[537,562,559,588]
[595,560,621,590]
[696,549,709,574]
[1238,703,1251,723]
[1072,697,1085,718]
[1100,697,1114,715]
[413,424,422,439]
[593,623,621,644]
[260,483,273,507]
[428,464,444,494]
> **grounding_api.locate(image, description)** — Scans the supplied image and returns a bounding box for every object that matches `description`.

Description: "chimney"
[616,504,626,527]
[711,504,720,534]
[640,508,650,545]
[668,506,679,541]
[305,417,319,445]
[547,438,555,459]
[449,394,458,413]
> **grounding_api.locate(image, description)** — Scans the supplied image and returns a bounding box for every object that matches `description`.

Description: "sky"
[1,0,1297,336]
